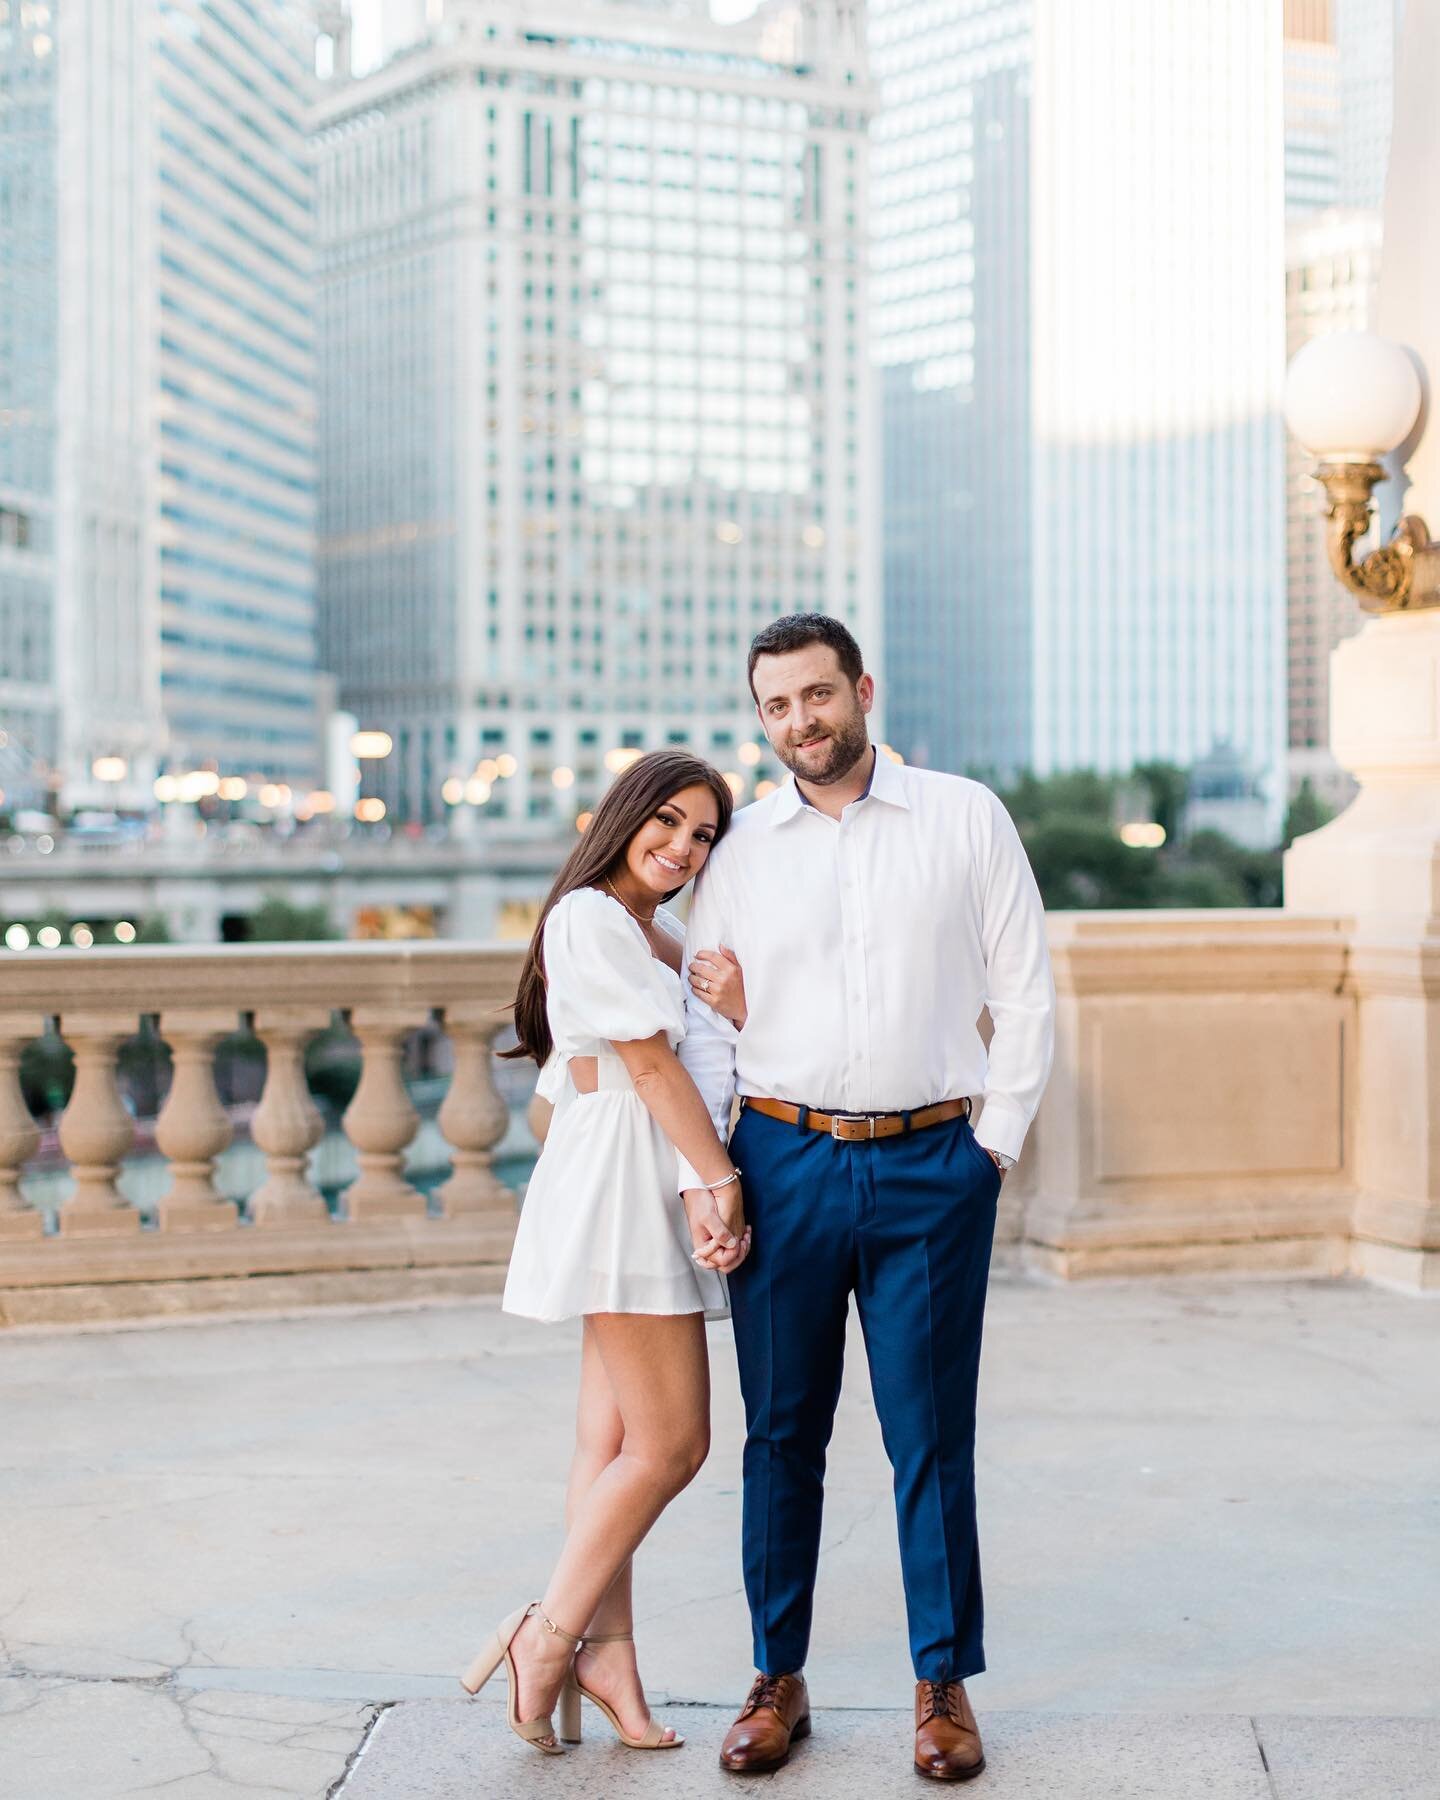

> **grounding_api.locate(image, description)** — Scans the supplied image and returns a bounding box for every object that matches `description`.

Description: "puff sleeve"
[542,889,686,1054]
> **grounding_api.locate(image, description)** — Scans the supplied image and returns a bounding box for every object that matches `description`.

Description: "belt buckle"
[830,1114,875,1141]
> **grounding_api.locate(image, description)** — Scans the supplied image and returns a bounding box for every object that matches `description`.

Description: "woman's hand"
[689,944,747,1028]
[684,1181,752,1274]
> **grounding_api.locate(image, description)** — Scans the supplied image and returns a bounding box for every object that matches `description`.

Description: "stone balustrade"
[0,907,1432,1325]
[0,941,526,1324]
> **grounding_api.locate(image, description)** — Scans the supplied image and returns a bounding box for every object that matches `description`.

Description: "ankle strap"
[534,1605,586,1649]
[579,1629,633,1644]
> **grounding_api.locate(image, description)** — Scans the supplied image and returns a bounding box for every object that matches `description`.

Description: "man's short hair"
[747,612,865,698]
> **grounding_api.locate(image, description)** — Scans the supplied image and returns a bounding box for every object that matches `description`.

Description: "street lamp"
[92,755,127,785]
[1284,330,1435,613]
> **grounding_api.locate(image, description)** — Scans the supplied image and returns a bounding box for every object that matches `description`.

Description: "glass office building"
[872,0,1286,831]
[314,0,877,826]
[0,0,319,807]
[0,0,60,777]
[154,0,320,784]
[871,0,1031,778]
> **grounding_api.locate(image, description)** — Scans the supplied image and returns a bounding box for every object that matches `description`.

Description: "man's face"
[751,644,874,785]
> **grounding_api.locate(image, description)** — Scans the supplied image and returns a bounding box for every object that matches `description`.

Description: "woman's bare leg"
[510,1312,710,1730]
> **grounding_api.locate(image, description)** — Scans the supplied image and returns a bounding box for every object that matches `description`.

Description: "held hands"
[683,1178,752,1275]
[688,945,747,1028]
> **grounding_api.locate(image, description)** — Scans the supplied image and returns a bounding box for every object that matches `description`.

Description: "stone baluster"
[341,1007,426,1220]
[435,1007,515,1218]
[56,1015,140,1235]
[0,1015,45,1240]
[249,1009,328,1227]
[155,1011,239,1232]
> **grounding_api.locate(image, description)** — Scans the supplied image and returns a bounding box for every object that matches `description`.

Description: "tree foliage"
[994,766,1284,911]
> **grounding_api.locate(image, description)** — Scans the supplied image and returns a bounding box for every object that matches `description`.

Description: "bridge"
[0,826,574,942]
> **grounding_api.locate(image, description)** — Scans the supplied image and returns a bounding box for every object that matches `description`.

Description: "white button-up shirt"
[675,751,1054,1185]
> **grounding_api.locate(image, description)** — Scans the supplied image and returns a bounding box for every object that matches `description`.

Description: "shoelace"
[744,1673,791,1718]
[918,1681,963,1726]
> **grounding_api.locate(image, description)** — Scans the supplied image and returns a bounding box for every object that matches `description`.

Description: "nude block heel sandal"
[561,1629,685,1751]
[459,1601,583,1756]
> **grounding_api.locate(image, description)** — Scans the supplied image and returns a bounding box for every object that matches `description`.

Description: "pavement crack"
[1250,1716,1281,1799]
[326,1700,395,1797]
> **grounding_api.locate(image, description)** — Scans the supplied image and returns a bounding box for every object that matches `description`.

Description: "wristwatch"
[985,1148,1015,1173]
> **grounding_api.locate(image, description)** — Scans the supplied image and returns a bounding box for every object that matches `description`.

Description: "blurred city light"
[114,922,137,943]
[355,798,387,822]
[350,731,394,759]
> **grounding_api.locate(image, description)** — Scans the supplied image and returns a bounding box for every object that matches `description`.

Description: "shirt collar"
[768,746,910,827]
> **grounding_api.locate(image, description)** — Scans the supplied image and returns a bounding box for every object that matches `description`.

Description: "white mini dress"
[501,887,728,1324]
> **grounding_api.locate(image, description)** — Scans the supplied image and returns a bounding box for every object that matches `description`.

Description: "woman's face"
[621,783,722,899]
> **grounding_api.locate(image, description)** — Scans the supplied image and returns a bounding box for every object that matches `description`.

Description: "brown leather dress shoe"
[719,1671,811,1773]
[914,1680,985,1782]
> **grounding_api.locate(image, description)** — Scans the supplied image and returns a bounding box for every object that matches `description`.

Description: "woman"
[461,750,752,1758]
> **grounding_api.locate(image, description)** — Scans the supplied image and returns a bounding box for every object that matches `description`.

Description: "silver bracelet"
[707,1167,741,1192]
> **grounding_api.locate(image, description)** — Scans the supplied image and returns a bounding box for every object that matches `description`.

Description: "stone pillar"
[249,1009,329,1227]
[435,1008,514,1218]
[1285,612,1440,1289]
[0,1015,45,1240]
[341,1007,425,1219]
[56,1016,140,1235]
[155,1011,239,1232]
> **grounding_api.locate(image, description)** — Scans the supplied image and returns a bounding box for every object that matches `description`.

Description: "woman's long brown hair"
[503,749,736,1067]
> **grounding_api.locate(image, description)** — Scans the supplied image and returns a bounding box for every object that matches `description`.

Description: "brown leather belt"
[741,1095,972,1142]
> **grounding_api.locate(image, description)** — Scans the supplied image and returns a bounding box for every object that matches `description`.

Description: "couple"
[466,613,1055,1782]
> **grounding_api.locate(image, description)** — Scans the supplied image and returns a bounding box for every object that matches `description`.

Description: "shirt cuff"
[676,1153,706,1195]
[972,1094,1031,1164]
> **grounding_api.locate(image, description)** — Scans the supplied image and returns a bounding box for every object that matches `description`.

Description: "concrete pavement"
[0,1276,1436,1798]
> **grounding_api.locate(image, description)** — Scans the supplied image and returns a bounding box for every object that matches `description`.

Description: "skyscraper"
[1284,0,1340,216]
[153,0,322,788]
[1337,0,1406,209]
[0,0,320,810]
[873,1,1286,825]
[313,0,877,827]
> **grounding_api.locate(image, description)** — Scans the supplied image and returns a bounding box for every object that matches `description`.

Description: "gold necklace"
[603,876,657,926]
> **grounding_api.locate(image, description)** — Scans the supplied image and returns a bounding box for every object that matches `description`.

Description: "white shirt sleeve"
[971,788,1056,1163]
[675,856,741,1192]
[544,889,685,1048]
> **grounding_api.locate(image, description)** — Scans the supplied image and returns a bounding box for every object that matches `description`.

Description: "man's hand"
[688,945,747,1028]
[683,1183,752,1274]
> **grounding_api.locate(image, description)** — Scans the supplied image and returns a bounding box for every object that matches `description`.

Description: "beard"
[773,707,871,786]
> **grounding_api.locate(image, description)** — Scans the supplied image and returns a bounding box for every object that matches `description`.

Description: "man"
[677,613,1054,1782]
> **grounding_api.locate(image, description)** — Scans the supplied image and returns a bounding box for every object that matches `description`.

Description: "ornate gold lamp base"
[1316,460,1440,613]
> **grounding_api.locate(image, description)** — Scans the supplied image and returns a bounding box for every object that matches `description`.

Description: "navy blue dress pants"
[726,1103,1001,1683]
